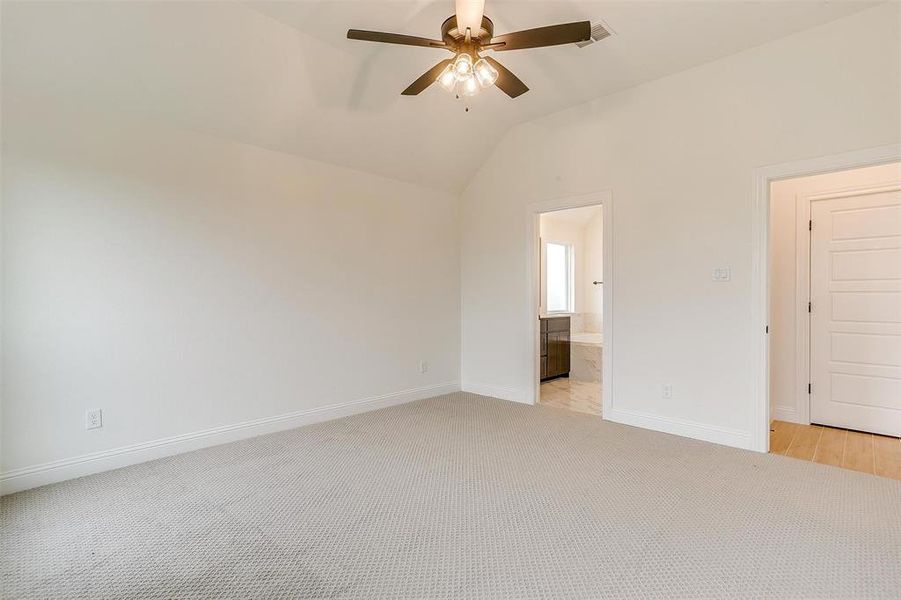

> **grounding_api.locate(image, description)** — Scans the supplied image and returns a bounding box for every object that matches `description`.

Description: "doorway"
[526,191,613,417]
[766,159,901,478]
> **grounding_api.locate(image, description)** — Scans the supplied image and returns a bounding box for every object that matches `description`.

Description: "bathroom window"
[546,242,573,313]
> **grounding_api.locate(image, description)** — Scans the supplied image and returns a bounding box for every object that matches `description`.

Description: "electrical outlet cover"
[85,409,103,430]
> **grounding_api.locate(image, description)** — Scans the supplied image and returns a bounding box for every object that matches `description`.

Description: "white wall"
[769,161,901,424]
[1,101,461,490]
[460,4,900,448]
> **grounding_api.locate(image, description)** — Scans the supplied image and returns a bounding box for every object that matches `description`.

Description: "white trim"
[772,406,800,423]
[461,381,529,404]
[526,191,614,417]
[606,408,751,449]
[793,188,812,425]
[750,143,901,453]
[0,381,460,495]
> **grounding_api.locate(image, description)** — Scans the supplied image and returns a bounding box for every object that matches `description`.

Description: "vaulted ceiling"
[1,1,877,192]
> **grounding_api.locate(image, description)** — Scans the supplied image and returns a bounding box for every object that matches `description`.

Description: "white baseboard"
[605,407,752,450]
[772,406,804,424]
[1,381,459,496]
[461,381,531,404]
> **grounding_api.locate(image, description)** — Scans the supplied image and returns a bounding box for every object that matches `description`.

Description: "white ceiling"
[1,1,878,193]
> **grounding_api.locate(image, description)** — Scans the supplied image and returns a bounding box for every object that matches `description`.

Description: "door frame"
[750,143,901,452]
[526,190,614,414]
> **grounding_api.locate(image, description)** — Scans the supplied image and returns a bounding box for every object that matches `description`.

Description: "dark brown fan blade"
[402,59,453,95]
[490,21,590,51]
[347,29,447,49]
[484,57,528,98]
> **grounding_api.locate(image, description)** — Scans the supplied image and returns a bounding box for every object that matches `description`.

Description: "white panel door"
[809,189,901,436]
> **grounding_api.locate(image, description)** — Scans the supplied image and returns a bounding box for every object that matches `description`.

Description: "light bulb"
[473,58,498,88]
[459,74,480,96]
[452,53,473,80]
[438,63,456,91]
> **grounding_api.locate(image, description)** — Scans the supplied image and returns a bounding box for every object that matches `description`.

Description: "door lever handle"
[592,281,603,285]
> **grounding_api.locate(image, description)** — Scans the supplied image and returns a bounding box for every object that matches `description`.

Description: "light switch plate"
[712,267,731,282]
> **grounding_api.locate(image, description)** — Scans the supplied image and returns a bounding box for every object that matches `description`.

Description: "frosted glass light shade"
[460,74,480,96]
[453,53,473,79]
[438,63,457,91]
[473,58,498,87]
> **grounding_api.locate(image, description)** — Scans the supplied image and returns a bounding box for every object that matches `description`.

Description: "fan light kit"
[347,0,592,104]
[437,54,498,96]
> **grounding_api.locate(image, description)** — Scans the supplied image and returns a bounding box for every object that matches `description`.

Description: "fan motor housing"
[441,15,494,48]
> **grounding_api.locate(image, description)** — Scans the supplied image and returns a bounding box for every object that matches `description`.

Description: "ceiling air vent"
[575,21,613,48]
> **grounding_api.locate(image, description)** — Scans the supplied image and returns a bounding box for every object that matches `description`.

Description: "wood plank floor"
[770,420,901,481]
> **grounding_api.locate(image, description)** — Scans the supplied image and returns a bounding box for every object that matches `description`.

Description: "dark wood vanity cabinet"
[540,316,570,381]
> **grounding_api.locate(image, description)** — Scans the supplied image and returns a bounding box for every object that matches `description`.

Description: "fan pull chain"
[454,93,471,113]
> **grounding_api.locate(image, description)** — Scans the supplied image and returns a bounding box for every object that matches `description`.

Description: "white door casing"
[753,145,901,453]
[809,187,901,436]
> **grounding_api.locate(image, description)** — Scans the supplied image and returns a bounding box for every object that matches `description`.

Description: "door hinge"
[808,383,812,394]
[808,301,812,313]
[808,220,812,231]
[765,325,769,334]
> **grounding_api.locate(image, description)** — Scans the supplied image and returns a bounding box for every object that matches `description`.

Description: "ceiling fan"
[347,0,591,99]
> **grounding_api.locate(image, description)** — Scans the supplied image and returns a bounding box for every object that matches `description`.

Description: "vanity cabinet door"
[546,332,560,376]
[546,333,554,375]
[558,332,570,374]
[539,317,570,380]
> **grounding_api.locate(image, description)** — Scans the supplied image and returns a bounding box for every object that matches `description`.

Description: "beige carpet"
[3,392,900,599]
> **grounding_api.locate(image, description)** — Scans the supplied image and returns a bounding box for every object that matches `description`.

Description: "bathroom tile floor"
[539,378,602,416]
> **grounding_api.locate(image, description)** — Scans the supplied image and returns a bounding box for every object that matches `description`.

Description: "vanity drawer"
[546,316,570,333]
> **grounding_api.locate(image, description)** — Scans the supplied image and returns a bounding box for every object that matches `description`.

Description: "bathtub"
[571,332,602,346]
[570,332,602,382]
